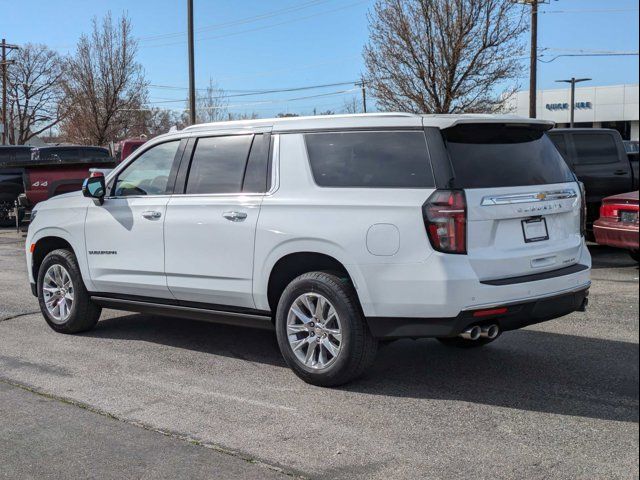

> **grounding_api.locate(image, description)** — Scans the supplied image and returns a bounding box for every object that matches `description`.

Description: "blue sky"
[1,0,638,117]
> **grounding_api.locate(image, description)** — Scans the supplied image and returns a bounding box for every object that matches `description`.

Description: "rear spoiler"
[422,115,555,131]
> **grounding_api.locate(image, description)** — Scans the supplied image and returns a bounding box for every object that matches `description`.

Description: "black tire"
[0,193,18,227]
[275,271,378,387]
[629,250,640,263]
[437,333,501,349]
[37,248,101,334]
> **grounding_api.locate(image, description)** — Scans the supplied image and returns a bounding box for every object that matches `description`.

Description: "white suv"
[26,113,591,386]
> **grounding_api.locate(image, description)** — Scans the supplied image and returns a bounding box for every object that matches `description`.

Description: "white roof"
[180,112,554,134]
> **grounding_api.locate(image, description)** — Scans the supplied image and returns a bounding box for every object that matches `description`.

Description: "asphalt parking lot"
[1,228,638,479]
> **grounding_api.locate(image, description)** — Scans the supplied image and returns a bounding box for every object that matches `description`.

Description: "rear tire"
[37,249,101,334]
[437,333,501,349]
[275,272,378,387]
[629,250,640,263]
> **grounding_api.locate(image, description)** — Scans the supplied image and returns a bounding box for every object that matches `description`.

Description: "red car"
[593,191,639,262]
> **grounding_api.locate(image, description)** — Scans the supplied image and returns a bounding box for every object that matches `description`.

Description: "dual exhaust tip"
[459,324,500,341]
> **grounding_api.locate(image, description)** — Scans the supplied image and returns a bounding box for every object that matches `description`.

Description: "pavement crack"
[0,311,40,322]
[0,377,306,479]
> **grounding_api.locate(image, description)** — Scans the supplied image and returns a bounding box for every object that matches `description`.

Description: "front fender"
[26,217,94,292]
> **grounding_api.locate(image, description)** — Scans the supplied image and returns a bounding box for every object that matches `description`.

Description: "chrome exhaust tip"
[480,324,500,340]
[459,325,481,341]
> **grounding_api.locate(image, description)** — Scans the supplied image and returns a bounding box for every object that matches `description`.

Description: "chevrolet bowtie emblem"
[536,193,547,200]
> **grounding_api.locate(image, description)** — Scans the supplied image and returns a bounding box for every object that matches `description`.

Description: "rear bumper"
[367,286,589,339]
[593,219,639,250]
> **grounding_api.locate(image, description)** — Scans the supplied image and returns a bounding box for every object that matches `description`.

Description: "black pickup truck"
[548,128,639,230]
[0,146,32,226]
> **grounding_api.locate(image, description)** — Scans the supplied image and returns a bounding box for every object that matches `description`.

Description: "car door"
[164,132,271,309]
[84,139,185,298]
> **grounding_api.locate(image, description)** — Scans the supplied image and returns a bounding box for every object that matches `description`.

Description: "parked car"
[0,146,33,226]
[3,146,117,224]
[26,113,591,386]
[548,128,639,234]
[593,191,639,262]
[623,140,639,154]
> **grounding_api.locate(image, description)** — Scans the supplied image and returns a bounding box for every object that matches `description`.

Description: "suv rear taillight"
[423,190,467,254]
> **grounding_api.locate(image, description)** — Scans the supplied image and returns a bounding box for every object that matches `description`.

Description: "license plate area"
[522,217,549,243]
[620,210,638,224]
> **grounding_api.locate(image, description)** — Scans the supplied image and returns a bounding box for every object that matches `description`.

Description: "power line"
[145,80,363,104]
[139,0,333,42]
[132,87,360,111]
[141,0,369,49]
[539,52,639,63]
[540,8,639,14]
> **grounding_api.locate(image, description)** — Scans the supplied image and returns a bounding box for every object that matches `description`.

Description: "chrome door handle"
[141,210,162,219]
[222,211,247,222]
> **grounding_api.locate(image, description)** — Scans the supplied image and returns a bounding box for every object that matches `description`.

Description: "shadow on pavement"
[88,313,285,367]
[87,313,638,423]
[588,244,638,270]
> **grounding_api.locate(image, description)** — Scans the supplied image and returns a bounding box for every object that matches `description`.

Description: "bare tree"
[195,78,228,123]
[6,44,66,145]
[364,0,526,114]
[229,111,260,121]
[125,107,180,138]
[60,13,147,145]
[342,96,362,114]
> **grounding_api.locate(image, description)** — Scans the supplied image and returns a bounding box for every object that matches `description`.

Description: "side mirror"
[82,175,106,205]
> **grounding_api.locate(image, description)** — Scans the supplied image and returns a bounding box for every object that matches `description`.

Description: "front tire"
[37,249,101,333]
[629,250,640,263]
[275,272,378,387]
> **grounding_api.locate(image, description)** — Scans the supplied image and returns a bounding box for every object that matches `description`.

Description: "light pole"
[555,77,591,128]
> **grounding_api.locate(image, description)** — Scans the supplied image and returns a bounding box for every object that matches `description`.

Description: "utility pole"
[555,77,591,128]
[1,40,20,145]
[187,0,196,125]
[357,79,367,113]
[528,1,538,118]
[513,1,546,118]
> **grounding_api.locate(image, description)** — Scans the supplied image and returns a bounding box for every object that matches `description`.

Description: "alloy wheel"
[287,293,343,370]
[42,264,74,324]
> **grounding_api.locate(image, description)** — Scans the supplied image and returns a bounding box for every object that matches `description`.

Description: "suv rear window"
[304,131,434,188]
[442,124,574,189]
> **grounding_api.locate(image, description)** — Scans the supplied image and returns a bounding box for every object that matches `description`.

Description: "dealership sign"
[546,101,593,111]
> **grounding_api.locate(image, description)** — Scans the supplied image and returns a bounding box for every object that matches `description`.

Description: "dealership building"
[507,83,639,141]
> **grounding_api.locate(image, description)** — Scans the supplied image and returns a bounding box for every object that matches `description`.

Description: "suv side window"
[304,131,434,188]
[185,135,253,194]
[114,140,181,196]
[242,134,271,193]
[573,134,619,165]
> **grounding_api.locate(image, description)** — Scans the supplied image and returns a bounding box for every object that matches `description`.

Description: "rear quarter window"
[304,131,434,188]
[442,124,575,189]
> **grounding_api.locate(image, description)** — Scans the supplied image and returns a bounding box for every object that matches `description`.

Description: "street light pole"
[187,0,196,125]
[555,77,591,128]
